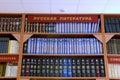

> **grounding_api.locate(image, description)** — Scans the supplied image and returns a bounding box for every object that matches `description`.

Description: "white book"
[108,64,111,78]
[5,63,18,77]
[118,64,120,78]
[8,40,19,54]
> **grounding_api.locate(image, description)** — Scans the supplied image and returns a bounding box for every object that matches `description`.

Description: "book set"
[0,14,120,80]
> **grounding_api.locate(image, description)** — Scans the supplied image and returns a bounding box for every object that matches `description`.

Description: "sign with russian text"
[27,14,98,22]
[108,56,120,64]
[0,55,19,62]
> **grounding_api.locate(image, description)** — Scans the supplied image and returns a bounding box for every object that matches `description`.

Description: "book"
[85,58,90,77]
[41,58,46,76]
[76,58,81,77]
[62,58,68,77]
[67,58,72,77]
[5,63,18,76]
[99,58,105,77]
[8,40,19,54]
[54,58,59,77]
[36,58,41,76]
[0,63,6,76]
[72,58,76,77]
[81,58,86,77]
[90,58,96,77]
[95,58,100,77]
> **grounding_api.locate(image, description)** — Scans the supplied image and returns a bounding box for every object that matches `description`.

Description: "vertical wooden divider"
[17,14,26,80]
[100,14,109,80]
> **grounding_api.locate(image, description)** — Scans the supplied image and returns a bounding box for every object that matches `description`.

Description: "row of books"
[108,64,120,78]
[104,18,120,33]
[0,62,17,77]
[24,37,103,54]
[0,17,21,32]
[107,39,120,54]
[0,37,19,53]
[24,18,100,33]
[21,57,105,77]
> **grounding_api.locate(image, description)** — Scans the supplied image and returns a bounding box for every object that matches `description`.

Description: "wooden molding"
[12,34,20,42]
[105,34,115,43]
[20,79,30,80]
[93,34,103,43]
[96,79,105,80]
[23,34,33,43]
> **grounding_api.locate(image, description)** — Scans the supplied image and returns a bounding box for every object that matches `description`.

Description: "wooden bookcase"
[0,13,120,80]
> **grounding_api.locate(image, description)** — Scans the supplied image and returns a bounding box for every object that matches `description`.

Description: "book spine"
[76,58,81,77]
[37,58,41,76]
[62,58,68,77]
[54,58,59,77]
[41,58,46,76]
[72,58,76,77]
[49,58,54,77]
[90,58,96,77]
[85,58,90,77]
[67,58,72,77]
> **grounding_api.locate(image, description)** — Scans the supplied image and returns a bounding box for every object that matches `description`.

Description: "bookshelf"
[0,13,120,80]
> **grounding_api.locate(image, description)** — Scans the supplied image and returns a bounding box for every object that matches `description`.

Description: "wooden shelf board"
[0,32,20,34]
[0,53,19,56]
[24,32,102,35]
[22,54,104,57]
[0,76,16,79]
[109,78,120,80]
[20,76,105,80]
[107,54,120,56]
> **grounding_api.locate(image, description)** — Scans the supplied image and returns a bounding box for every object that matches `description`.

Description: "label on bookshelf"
[0,55,19,62]
[27,14,98,22]
[108,56,120,64]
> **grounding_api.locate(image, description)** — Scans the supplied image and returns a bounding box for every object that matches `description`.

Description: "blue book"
[91,22,95,33]
[72,58,76,77]
[39,38,42,54]
[69,38,72,54]
[54,58,59,77]
[67,22,69,33]
[62,58,68,77]
[94,38,98,54]
[66,38,70,54]
[27,38,32,54]
[30,38,34,54]
[36,38,40,54]
[76,58,81,77]
[67,58,72,77]
[90,38,95,54]
[88,22,92,33]
[59,58,63,77]
[61,22,64,33]
[54,38,57,54]
[41,38,44,54]
[56,23,59,33]
[69,23,73,33]
[46,38,49,54]
[96,18,100,33]
[82,23,85,33]
[64,22,67,33]
[81,58,86,77]
[98,40,103,54]
[33,38,37,54]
